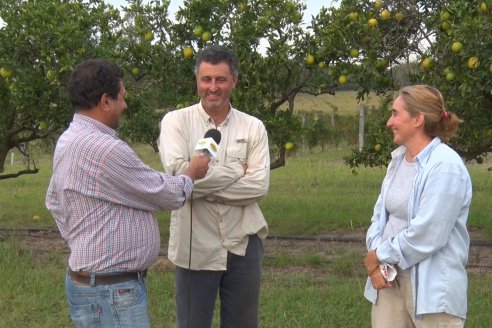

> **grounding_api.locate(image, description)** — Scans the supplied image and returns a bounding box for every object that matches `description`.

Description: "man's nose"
[209,80,218,91]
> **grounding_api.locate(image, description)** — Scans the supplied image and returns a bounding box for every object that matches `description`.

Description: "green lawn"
[281,90,384,115]
[1,134,491,327]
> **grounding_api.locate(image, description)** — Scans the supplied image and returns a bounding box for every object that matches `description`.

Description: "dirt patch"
[3,228,491,274]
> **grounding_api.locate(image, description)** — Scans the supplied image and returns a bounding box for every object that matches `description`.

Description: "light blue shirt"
[364,137,472,319]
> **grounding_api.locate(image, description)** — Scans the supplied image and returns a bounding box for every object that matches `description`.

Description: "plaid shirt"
[46,114,193,272]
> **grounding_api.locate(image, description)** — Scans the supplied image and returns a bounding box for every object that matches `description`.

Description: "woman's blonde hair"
[399,85,461,140]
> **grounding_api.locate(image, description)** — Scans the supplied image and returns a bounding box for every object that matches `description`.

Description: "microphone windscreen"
[204,129,221,144]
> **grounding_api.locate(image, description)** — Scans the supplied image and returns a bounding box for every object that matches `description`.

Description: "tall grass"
[2,143,492,239]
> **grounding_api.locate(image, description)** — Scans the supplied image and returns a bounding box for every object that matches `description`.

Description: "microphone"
[194,129,221,158]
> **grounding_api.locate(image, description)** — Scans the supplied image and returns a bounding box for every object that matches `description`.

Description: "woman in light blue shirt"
[363,85,472,328]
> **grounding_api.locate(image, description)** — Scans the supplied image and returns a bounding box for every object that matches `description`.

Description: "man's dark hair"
[195,45,239,77]
[67,59,124,110]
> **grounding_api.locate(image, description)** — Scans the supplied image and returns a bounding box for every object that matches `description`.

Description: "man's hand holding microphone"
[184,154,210,181]
[183,129,223,181]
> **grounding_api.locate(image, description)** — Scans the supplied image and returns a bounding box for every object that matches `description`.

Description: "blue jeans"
[65,272,150,328]
[175,234,264,328]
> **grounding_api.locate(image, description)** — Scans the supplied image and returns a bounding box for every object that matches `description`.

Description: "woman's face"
[386,96,420,146]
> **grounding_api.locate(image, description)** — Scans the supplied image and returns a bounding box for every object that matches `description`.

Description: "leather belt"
[69,268,147,286]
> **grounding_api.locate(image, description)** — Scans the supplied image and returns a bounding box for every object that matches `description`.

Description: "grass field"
[281,91,385,115]
[2,145,491,238]
[2,143,492,327]
[1,89,492,326]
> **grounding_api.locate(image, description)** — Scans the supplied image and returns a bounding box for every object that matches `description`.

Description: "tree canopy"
[1,0,491,179]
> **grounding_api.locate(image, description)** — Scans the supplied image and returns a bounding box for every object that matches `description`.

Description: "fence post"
[299,112,306,153]
[358,104,365,151]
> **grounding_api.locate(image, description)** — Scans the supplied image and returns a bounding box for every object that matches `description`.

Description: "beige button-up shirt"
[158,102,270,270]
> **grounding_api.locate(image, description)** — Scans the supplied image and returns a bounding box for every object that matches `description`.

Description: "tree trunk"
[0,142,39,180]
[0,143,8,174]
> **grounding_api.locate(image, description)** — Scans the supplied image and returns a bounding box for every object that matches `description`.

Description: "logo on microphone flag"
[195,137,219,158]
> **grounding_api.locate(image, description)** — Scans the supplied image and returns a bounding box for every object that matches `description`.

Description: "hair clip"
[441,111,449,120]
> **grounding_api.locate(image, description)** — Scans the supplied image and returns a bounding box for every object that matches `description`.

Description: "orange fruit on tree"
[451,41,463,53]
[394,12,405,22]
[467,57,479,69]
[144,31,154,41]
[338,75,348,85]
[380,9,391,20]
[480,2,488,12]
[445,71,455,81]
[348,12,358,21]
[201,31,212,42]
[422,57,432,70]
[193,25,203,36]
[350,48,359,58]
[440,10,450,21]
[183,47,193,58]
[131,67,141,77]
[0,67,12,79]
[368,18,378,27]
[305,54,315,65]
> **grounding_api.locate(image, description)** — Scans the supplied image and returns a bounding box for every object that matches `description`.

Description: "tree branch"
[0,168,40,180]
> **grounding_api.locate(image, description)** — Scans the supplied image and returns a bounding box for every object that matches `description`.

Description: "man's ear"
[100,93,112,113]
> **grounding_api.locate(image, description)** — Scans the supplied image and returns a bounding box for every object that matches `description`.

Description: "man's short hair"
[195,45,239,77]
[68,59,124,110]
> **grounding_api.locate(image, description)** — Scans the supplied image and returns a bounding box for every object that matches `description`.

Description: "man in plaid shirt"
[46,59,210,328]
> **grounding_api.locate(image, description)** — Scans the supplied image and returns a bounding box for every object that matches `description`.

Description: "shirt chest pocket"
[225,144,247,165]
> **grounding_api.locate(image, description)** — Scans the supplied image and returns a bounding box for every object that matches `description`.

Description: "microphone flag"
[194,129,221,158]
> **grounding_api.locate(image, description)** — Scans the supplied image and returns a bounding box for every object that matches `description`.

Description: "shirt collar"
[197,101,233,128]
[414,137,442,165]
[72,113,118,138]
[391,137,442,166]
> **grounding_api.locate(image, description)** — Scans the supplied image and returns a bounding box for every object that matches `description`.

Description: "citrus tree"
[0,0,122,179]
[138,0,339,169]
[312,0,492,169]
[124,0,490,169]
[424,0,492,163]
[115,0,177,152]
[5,0,489,179]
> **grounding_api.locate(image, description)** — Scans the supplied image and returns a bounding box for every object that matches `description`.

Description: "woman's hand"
[365,250,392,289]
[364,250,380,275]
[369,268,393,289]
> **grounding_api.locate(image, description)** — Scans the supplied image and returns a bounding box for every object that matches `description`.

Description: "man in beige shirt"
[158,45,270,328]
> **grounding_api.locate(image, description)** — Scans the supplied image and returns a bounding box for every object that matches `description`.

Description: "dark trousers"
[175,234,264,328]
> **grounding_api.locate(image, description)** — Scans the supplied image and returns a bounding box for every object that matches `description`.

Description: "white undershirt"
[383,158,417,276]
